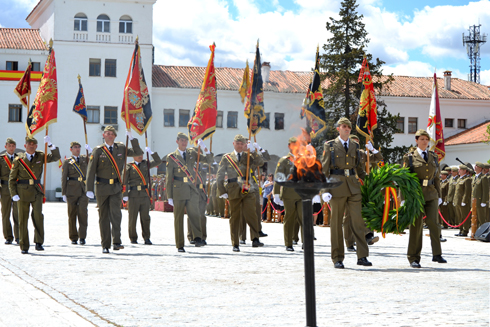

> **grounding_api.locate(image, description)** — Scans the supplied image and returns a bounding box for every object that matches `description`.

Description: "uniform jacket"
[9,148,61,202]
[61,155,89,197]
[402,149,441,201]
[440,178,449,203]
[447,175,459,202]
[472,173,489,203]
[454,175,471,205]
[273,154,301,201]
[359,149,383,169]
[86,139,142,196]
[0,153,18,195]
[321,137,365,197]
[124,152,162,198]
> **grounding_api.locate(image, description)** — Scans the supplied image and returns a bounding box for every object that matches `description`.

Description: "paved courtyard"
[0,202,489,327]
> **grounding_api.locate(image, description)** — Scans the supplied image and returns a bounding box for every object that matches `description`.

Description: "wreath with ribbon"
[361,163,425,236]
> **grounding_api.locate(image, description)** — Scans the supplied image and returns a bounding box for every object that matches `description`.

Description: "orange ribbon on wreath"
[381,187,399,237]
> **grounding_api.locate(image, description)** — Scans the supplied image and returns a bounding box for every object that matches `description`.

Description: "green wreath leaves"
[361,163,425,234]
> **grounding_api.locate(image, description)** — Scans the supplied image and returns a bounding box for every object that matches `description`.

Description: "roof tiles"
[0,28,46,51]
[445,120,490,146]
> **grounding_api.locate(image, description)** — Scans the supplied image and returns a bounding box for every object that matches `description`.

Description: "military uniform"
[439,172,450,228]
[446,168,459,226]
[124,152,162,243]
[1,148,18,243]
[471,162,489,228]
[454,168,471,236]
[187,164,211,243]
[61,151,89,243]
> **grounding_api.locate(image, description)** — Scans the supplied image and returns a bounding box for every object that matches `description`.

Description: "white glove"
[212,161,218,165]
[197,139,210,154]
[86,191,94,199]
[126,130,134,141]
[312,194,321,204]
[85,144,92,153]
[438,198,442,205]
[44,135,51,144]
[461,202,466,207]
[122,196,129,202]
[62,195,67,202]
[145,147,154,155]
[274,194,281,203]
[400,200,405,206]
[443,202,447,206]
[322,192,332,203]
[366,141,378,154]
[12,195,20,201]
[246,141,253,150]
[219,193,228,199]
[168,198,174,206]
[481,203,487,207]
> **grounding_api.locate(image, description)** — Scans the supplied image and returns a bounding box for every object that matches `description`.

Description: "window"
[6,61,18,71]
[97,14,110,33]
[31,62,41,71]
[408,117,417,134]
[445,118,454,128]
[263,113,270,129]
[104,106,117,124]
[216,111,223,128]
[396,116,404,133]
[89,59,101,76]
[105,59,116,77]
[274,113,284,130]
[74,13,88,31]
[164,109,174,127]
[227,111,238,128]
[87,106,100,123]
[179,109,190,127]
[458,119,466,129]
[8,104,22,122]
[119,15,132,34]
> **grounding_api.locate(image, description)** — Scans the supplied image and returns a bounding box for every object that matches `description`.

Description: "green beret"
[234,134,247,143]
[415,129,430,138]
[458,164,468,170]
[104,125,117,136]
[451,167,458,172]
[288,137,297,144]
[177,132,188,140]
[475,161,485,168]
[5,137,16,145]
[25,137,38,144]
[349,134,360,141]
[444,166,451,172]
[441,171,449,175]
[337,117,352,128]
[484,163,490,169]
[70,141,81,148]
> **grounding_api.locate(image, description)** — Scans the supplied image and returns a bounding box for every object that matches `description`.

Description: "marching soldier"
[454,164,472,237]
[187,162,211,245]
[217,134,265,252]
[1,138,19,244]
[446,167,459,226]
[9,136,60,254]
[123,147,161,245]
[471,162,488,228]
[321,118,371,268]
[86,126,142,253]
[61,142,90,245]
[439,171,450,230]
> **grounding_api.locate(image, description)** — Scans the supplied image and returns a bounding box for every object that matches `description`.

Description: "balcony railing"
[96,33,111,42]
[119,34,134,43]
[73,32,88,41]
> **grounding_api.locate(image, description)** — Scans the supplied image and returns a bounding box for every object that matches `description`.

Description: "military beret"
[441,171,449,175]
[25,137,38,144]
[458,164,468,170]
[337,117,352,128]
[104,125,117,136]
[475,161,485,168]
[177,132,188,140]
[5,137,16,145]
[415,129,430,138]
[288,136,297,144]
[234,134,247,143]
[484,163,490,169]
[349,134,360,141]
[451,167,458,172]
[70,141,81,147]
[444,166,452,172]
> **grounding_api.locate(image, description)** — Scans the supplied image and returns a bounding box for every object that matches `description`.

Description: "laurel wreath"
[361,163,425,234]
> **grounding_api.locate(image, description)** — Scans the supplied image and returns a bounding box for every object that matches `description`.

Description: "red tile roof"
[0,28,46,50]
[445,120,490,146]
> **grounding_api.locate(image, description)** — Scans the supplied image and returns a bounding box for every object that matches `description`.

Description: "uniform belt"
[0,180,8,185]
[227,178,238,183]
[173,176,191,183]
[17,179,40,185]
[96,177,119,184]
[68,177,86,181]
[420,178,434,186]
[129,185,147,191]
[330,169,355,176]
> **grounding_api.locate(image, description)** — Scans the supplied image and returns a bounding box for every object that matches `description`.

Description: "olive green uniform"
[439,178,450,228]
[187,166,210,242]
[454,175,471,235]
[403,149,442,264]
[472,173,488,228]
[9,148,61,252]
[86,139,142,249]
[123,152,162,243]
[1,153,19,242]
[446,175,459,226]
[61,155,89,242]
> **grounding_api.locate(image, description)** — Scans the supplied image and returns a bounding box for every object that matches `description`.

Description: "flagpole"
[145,131,153,204]
[43,126,48,202]
[83,120,89,164]
[207,136,213,195]
[27,59,31,138]
[195,141,201,186]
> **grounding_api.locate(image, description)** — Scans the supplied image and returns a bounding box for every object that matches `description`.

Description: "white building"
[1,0,489,199]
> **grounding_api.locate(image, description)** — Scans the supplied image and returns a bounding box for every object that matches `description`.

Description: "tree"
[314,0,409,163]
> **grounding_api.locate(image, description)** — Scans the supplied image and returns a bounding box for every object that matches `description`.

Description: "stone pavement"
[0,202,488,327]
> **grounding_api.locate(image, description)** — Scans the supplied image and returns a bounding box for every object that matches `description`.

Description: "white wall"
[444,143,490,167]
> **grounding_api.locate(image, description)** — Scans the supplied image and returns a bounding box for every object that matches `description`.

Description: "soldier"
[61,142,90,245]
[454,165,472,237]
[446,167,459,226]
[484,163,490,223]
[123,147,161,245]
[86,126,142,253]
[187,162,211,245]
[9,136,60,254]
[321,118,371,269]
[471,162,488,228]
[1,138,19,245]
[165,133,212,252]
[439,171,450,230]
[217,134,265,252]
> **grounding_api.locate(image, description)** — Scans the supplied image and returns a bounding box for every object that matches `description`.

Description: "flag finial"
[77,74,81,82]
[256,39,259,48]
[48,39,53,49]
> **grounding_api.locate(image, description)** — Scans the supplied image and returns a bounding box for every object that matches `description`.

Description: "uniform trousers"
[446,202,456,225]
[476,200,487,227]
[439,204,449,228]
[187,191,207,241]
[283,199,302,247]
[2,192,18,241]
[128,196,151,242]
[67,194,88,242]
[457,204,471,235]
[229,191,260,247]
[18,192,44,251]
[173,188,201,248]
[239,191,262,241]
[96,192,123,249]
[407,198,441,263]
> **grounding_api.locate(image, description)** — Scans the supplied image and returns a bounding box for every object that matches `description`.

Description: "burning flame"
[289,128,324,182]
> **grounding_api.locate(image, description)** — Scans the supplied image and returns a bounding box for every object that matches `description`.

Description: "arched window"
[119,15,132,34]
[97,14,110,33]
[74,13,87,31]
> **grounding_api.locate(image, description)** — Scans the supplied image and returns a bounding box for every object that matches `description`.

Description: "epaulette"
[96,145,104,149]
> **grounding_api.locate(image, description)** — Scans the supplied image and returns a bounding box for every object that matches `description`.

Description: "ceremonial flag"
[26,47,58,137]
[58,157,63,168]
[427,73,445,162]
[188,43,217,144]
[73,75,87,121]
[300,46,327,139]
[238,60,250,104]
[244,42,266,135]
[356,57,377,141]
[121,39,152,134]
[14,61,31,108]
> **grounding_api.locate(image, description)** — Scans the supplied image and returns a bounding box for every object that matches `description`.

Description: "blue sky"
[1,0,489,84]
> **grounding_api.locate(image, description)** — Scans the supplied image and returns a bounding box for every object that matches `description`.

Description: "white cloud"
[480,69,490,85]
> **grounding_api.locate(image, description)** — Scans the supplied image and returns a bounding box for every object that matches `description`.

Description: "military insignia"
[277,163,280,167]
[36,161,41,164]
[90,155,94,160]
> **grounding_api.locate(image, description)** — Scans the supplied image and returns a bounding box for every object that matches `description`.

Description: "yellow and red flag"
[26,47,57,137]
[244,41,266,135]
[187,43,218,144]
[238,60,249,103]
[427,73,445,162]
[14,61,31,108]
[356,57,377,141]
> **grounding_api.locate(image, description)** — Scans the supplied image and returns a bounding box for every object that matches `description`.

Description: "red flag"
[427,73,445,162]
[356,57,377,141]
[14,62,31,108]
[187,43,217,144]
[26,48,57,137]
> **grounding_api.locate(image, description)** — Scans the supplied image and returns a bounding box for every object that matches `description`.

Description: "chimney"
[443,71,452,91]
[261,62,271,84]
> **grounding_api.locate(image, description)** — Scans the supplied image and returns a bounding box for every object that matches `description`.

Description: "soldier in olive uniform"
[217,134,265,252]
[1,138,19,245]
[9,136,60,254]
[86,126,142,253]
[61,141,90,245]
[402,130,445,268]
[453,165,472,237]
[484,163,490,223]
[439,171,450,229]
[187,163,211,244]
[471,162,488,228]
[165,133,213,252]
[123,147,161,244]
[446,167,459,226]
[321,118,371,268]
